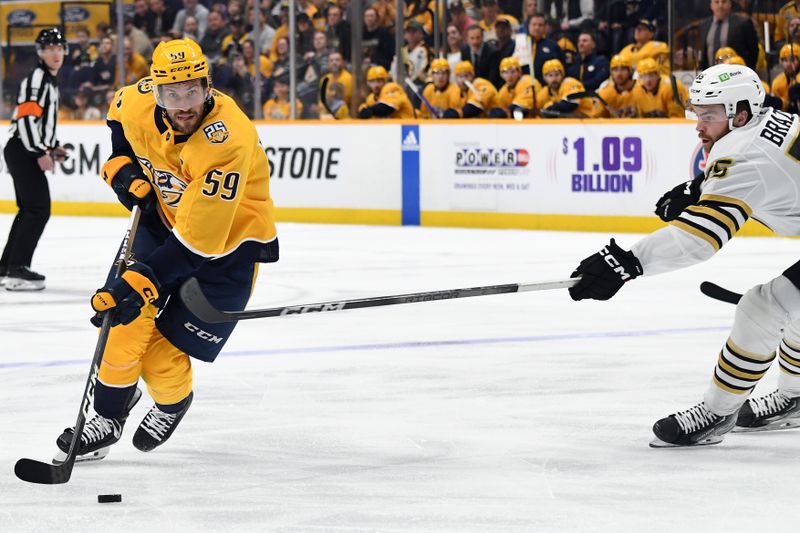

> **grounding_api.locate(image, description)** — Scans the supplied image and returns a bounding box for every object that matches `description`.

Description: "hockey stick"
[699,281,742,304]
[15,206,141,484]
[404,78,441,118]
[319,75,336,117]
[180,276,579,323]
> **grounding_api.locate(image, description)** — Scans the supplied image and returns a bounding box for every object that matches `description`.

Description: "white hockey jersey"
[632,107,800,275]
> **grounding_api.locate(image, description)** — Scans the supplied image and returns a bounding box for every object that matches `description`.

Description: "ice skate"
[133,391,193,452]
[733,390,800,432]
[650,402,737,448]
[5,266,45,291]
[54,387,142,463]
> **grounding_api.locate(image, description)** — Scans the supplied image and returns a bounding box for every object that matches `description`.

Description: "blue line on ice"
[0,325,729,370]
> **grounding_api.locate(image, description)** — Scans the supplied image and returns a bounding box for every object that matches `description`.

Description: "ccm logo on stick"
[281,303,346,315]
[184,322,224,343]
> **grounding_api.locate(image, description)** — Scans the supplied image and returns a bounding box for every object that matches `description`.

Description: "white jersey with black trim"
[632,107,800,275]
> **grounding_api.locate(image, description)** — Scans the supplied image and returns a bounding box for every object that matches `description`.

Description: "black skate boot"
[133,391,193,452]
[650,402,738,448]
[54,387,142,463]
[734,390,800,432]
[5,266,45,291]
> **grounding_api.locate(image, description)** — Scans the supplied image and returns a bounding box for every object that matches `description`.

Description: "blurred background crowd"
[1,0,797,120]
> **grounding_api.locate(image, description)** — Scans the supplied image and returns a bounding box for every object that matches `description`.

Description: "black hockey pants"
[0,136,51,270]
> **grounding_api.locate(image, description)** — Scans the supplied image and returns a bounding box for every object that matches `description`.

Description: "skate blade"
[733,418,800,433]
[649,435,724,448]
[5,279,45,291]
[52,447,110,465]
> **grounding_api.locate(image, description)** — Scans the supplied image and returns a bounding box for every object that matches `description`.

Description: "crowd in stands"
[5,0,800,120]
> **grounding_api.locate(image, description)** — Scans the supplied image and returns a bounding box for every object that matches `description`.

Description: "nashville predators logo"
[137,157,187,207]
[203,121,229,144]
[137,78,153,94]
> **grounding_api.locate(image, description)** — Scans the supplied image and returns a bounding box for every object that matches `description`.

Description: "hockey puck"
[97,494,122,503]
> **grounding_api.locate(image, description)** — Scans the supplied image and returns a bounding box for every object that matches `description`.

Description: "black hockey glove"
[90,262,161,327]
[654,172,704,222]
[569,238,643,301]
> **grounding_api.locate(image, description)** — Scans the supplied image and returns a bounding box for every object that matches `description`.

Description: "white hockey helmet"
[685,63,765,129]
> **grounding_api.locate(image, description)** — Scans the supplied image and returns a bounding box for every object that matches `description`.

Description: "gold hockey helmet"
[542,58,564,75]
[150,39,210,109]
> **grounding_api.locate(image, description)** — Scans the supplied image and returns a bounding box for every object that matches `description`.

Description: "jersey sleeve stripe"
[683,206,735,240]
[698,193,752,218]
[695,201,744,231]
[670,217,723,251]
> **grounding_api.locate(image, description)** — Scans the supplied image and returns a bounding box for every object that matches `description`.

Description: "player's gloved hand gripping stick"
[15,206,142,484]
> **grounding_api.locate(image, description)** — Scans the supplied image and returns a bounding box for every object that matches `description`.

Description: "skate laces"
[674,403,718,433]
[140,408,177,441]
[749,391,790,417]
[82,416,121,443]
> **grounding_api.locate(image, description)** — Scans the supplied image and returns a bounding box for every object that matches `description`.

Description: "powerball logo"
[454,147,529,175]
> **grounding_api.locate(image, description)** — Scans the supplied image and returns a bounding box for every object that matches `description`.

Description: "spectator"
[263,75,302,119]
[479,0,519,44]
[520,0,538,32]
[494,18,516,65]
[325,4,351,61]
[555,0,594,40]
[451,60,499,118]
[786,16,800,48]
[253,8,277,52]
[568,32,609,92]
[362,6,393,69]
[148,0,177,41]
[122,37,151,85]
[125,14,153,59]
[321,51,353,103]
[372,0,397,29]
[698,0,759,69]
[295,13,315,57]
[63,51,95,100]
[200,9,231,62]
[450,1,476,39]
[536,59,594,118]
[60,87,102,121]
[221,13,249,58]
[618,19,669,72]
[461,25,500,87]
[391,21,431,89]
[242,39,273,80]
[775,0,800,45]
[596,54,638,118]
[172,0,210,41]
[558,36,577,73]
[489,56,539,118]
[269,3,290,60]
[630,58,687,118]
[132,0,152,33]
[446,23,464,72]
[68,27,97,66]
[771,43,800,111]
[90,36,116,93]
[528,12,565,85]
[404,0,433,36]
[271,36,292,79]
[307,31,330,73]
[181,14,200,42]
[228,51,257,116]
[320,80,349,119]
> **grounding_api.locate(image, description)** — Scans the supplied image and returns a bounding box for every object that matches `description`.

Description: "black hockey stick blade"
[699,281,742,304]
[15,456,75,485]
[319,75,336,117]
[180,276,579,323]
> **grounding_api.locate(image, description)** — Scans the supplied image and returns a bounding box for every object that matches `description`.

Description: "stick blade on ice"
[15,457,72,485]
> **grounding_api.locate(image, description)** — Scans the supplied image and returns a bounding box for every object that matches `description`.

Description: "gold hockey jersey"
[107,78,277,258]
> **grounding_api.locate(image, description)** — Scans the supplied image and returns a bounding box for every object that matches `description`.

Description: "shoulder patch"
[137,78,153,94]
[707,158,734,179]
[203,120,229,144]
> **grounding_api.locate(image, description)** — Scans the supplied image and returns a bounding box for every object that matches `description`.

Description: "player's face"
[691,104,729,151]
[781,56,799,74]
[455,72,473,90]
[160,79,207,134]
[611,66,631,85]
[367,78,385,95]
[544,69,563,91]
[641,72,660,91]
[501,67,520,85]
[40,44,66,73]
[432,69,449,89]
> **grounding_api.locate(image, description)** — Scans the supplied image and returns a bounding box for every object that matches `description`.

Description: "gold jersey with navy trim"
[107,78,277,259]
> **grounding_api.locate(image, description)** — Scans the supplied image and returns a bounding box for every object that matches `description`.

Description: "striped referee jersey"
[9,64,60,156]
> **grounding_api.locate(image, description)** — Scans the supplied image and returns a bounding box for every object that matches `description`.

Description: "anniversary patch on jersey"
[137,157,188,207]
[137,78,153,94]
[203,121,229,144]
[707,157,734,179]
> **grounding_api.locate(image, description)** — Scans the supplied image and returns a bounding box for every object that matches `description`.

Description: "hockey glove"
[654,172,704,222]
[91,262,161,327]
[101,156,156,213]
[569,238,643,301]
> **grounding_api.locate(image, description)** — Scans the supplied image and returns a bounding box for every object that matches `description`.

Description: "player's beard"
[167,106,203,135]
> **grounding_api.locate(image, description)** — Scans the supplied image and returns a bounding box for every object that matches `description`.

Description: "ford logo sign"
[62,7,90,23]
[7,9,37,26]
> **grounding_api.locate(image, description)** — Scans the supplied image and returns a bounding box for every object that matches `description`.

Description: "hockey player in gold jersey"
[55,39,279,460]
[419,59,462,119]
[770,43,800,111]
[595,54,638,118]
[358,65,415,119]
[488,57,540,118]
[450,60,498,118]
[535,59,595,118]
[630,58,687,118]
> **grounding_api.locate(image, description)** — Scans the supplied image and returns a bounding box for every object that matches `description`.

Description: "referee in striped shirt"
[1,28,69,291]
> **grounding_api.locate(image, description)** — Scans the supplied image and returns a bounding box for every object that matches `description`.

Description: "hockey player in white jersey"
[569,63,800,447]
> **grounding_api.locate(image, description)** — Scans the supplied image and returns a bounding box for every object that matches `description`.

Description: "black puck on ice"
[97,494,122,503]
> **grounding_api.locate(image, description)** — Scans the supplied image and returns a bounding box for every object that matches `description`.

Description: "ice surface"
[1,214,799,532]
